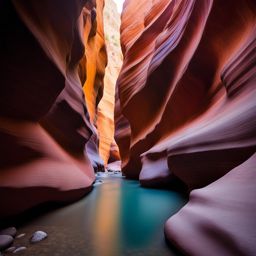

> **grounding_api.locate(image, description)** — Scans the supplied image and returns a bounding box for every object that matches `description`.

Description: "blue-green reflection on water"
[119,180,186,250]
[17,176,187,256]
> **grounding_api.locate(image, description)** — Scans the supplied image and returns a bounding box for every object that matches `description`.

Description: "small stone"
[5,246,16,253]
[0,227,17,237]
[13,247,27,253]
[94,181,103,186]
[30,231,47,243]
[15,234,26,239]
[0,235,13,251]
[97,172,108,178]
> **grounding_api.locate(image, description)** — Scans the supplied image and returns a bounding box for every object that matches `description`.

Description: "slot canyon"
[0,0,255,255]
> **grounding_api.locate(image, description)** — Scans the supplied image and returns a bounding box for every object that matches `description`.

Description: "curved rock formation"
[115,0,256,254]
[97,0,122,166]
[79,0,108,170]
[0,0,107,218]
[81,0,107,123]
[116,0,256,181]
[165,153,256,256]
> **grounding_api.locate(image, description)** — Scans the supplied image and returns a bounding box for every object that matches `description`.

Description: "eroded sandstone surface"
[0,0,107,218]
[115,0,256,254]
[97,0,122,166]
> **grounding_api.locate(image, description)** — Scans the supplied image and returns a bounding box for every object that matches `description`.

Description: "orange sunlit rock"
[81,0,107,124]
[97,0,122,166]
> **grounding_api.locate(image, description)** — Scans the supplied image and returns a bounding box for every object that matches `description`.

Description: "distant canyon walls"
[0,0,108,218]
[80,0,121,167]
[115,0,256,254]
[97,0,122,166]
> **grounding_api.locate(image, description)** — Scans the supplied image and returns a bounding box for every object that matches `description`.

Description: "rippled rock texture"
[80,0,108,171]
[97,0,122,166]
[115,0,256,254]
[0,0,107,218]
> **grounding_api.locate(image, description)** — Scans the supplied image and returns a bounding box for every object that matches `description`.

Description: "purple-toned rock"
[0,227,17,237]
[0,235,13,251]
[4,246,16,253]
[165,153,256,255]
[13,246,27,254]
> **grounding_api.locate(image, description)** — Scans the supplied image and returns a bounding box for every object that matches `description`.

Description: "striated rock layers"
[115,0,256,255]
[97,0,122,166]
[80,0,108,171]
[0,0,107,218]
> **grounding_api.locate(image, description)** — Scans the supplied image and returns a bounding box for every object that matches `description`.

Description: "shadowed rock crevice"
[0,0,108,218]
[0,0,65,121]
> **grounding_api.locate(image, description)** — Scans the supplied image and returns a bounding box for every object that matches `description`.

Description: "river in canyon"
[11,174,187,256]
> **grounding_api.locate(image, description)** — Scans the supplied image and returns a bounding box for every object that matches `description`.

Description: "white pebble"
[30,231,47,243]
[16,233,26,239]
[13,246,27,253]
[5,246,16,252]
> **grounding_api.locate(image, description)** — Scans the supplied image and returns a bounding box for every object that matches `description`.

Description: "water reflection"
[93,178,121,256]
[119,180,186,251]
[16,176,187,256]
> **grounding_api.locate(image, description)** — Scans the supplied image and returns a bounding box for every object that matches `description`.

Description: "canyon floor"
[3,175,187,256]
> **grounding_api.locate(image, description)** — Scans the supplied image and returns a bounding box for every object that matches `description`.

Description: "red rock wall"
[165,153,256,256]
[116,0,256,183]
[0,0,107,218]
[116,0,256,254]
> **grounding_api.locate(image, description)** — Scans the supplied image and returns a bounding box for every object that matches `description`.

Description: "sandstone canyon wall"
[0,0,107,218]
[115,0,256,255]
[79,0,108,171]
[97,0,122,166]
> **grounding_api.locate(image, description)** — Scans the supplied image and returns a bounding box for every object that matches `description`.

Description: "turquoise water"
[15,175,187,256]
